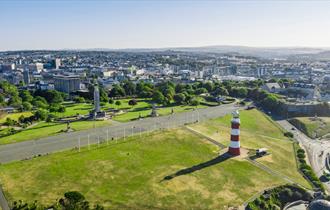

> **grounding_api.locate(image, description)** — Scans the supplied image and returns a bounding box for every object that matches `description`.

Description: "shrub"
[128,99,137,106]
[297,149,305,154]
[297,153,306,159]
[74,96,85,103]
[284,132,294,138]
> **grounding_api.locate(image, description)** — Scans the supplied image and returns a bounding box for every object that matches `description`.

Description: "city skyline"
[1,0,330,51]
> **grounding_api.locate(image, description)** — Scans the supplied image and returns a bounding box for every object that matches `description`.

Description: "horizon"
[2,44,330,53]
[1,0,330,51]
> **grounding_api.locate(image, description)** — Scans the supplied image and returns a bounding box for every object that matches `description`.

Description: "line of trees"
[247,184,313,210]
[0,81,66,111]
[11,191,104,210]
[0,81,69,128]
[108,80,265,106]
[296,147,325,192]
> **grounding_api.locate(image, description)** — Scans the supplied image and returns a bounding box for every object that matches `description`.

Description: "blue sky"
[1,0,330,50]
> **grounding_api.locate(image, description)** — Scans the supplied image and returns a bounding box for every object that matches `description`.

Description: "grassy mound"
[189,109,311,188]
[289,117,330,139]
[0,120,111,145]
[0,129,284,209]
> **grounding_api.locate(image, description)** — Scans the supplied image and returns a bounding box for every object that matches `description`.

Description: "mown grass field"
[0,129,285,209]
[54,103,93,118]
[55,99,207,122]
[0,112,33,123]
[113,103,206,122]
[289,117,330,139]
[188,109,311,188]
[0,120,111,145]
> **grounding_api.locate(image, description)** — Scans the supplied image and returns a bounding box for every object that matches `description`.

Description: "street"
[277,120,330,192]
[0,104,239,164]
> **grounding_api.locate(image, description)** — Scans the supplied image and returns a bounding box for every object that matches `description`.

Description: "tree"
[49,104,60,113]
[46,115,54,123]
[34,100,48,109]
[128,99,137,106]
[261,94,279,112]
[158,82,175,99]
[0,94,4,105]
[122,81,136,96]
[203,82,214,93]
[115,100,121,107]
[136,82,154,98]
[4,117,15,126]
[99,87,109,102]
[0,81,19,98]
[11,191,104,210]
[212,87,228,96]
[34,109,49,121]
[8,95,22,108]
[109,85,126,97]
[33,96,49,109]
[59,191,89,210]
[190,98,200,106]
[22,102,32,111]
[108,98,114,104]
[34,90,63,104]
[18,115,25,124]
[19,90,33,102]
[175,83,186,93]
[195,88,208,95]
[230,87,248,98]
[173,93,186,105]
[58,106,66,113]
[152,91,165,105]
[74,96,85,103]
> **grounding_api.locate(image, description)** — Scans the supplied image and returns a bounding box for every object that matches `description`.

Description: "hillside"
[0,110,309,209]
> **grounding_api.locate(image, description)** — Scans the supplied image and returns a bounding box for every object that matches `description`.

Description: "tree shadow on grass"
[74,107,92,111]
[25,123,62,131]
[162,152,232,181]
[131,107,152,112]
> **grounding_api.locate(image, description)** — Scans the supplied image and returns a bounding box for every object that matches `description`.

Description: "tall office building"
[54,75,81,94]
[55,58,61,69]
[23,69,30,84]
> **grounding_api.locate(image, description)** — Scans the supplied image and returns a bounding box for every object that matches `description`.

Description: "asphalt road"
[0,185,9,210]
[0,103,239,164]
[277,120,330,192]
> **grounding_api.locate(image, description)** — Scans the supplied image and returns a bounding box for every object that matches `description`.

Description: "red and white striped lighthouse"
[229,110,240,156]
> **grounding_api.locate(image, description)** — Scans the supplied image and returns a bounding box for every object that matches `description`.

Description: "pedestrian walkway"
[184,126,226,149]
[0,186,9,210]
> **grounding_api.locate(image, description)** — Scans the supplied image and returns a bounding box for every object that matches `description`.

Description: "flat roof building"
[54,74,81,94]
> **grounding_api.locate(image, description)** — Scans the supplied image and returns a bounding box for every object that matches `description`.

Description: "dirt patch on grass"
[151,167,211,200]
[165,175,210,198]
[258,154,274,163]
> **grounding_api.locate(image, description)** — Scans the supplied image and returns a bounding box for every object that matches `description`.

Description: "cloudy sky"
[1,0,330,50]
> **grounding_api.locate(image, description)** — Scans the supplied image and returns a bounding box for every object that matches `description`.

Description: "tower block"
[229,110,240,156]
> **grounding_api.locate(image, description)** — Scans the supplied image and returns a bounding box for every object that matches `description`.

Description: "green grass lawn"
[102,98,207,122]
[54,103,93,118]
[0,120,111,145]
[289,117,330,139]
[0,112,33,123]
[113,103,206,122]
[188,109,311,189]
[54,99,208,122]
[55,99,152,118]
[0,129,284,209]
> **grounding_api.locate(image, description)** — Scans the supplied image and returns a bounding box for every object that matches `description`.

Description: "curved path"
[0,104,239,164]
[277,120,330,192]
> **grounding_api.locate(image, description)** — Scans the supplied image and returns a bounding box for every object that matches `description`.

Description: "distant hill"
[112,45,328,59]
[287,50,330,61]
[2,45,330,60]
